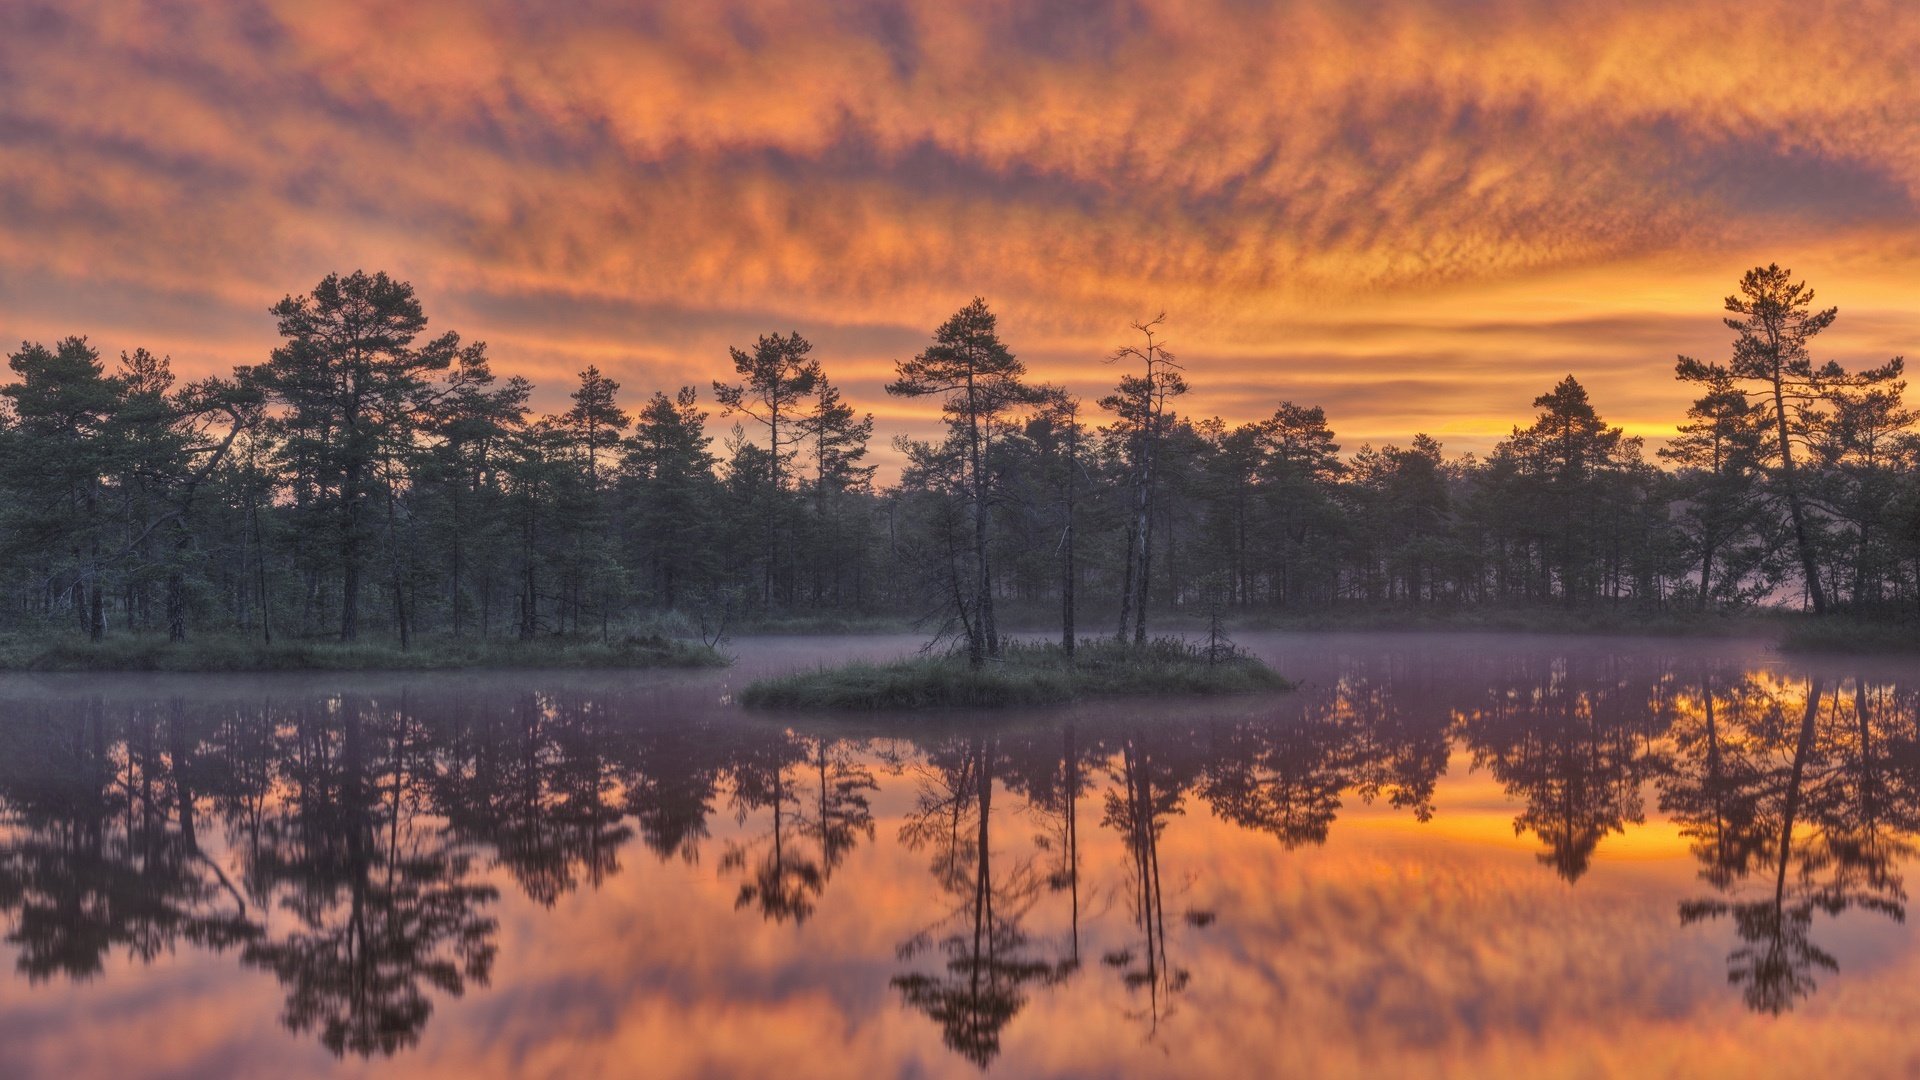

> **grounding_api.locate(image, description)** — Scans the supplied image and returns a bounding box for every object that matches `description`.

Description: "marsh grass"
[0,633,729,672]
[740,637,1292,710]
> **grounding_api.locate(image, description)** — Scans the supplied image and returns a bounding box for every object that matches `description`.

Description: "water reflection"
[1667,675,1915,1014]
[1102,730,1205,1037]
[1457,657,1666,881]
[2,642,1920,1073]
[893,736,1074,1066]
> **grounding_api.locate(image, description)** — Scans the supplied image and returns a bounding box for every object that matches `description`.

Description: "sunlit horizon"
[5,1,1916,468]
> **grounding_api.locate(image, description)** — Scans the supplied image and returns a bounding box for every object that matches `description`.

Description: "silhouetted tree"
[1660,368,1773,608]
[887,299,1040,666]
[253,271,467,641]
[621,387,721,610]
[1104,315,1188,644]
[1680,265,1905,613]
[714,332,820,605]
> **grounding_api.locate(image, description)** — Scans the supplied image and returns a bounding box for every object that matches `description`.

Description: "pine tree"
[887,299,1040,666]
[622,387,720,610]
[420,345,528,636]
[798,376,875,606]
[1,338,122,639]
[253,271,463,641]
[1102,315,1186,645]
[1258,403,1343,607]
[1660,366,1768,608]
[564,365,629,494]
[1682,265,1903,613]
[714,333,820,605]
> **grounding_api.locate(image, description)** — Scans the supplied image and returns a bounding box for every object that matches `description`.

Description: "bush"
[740,636,1292,710]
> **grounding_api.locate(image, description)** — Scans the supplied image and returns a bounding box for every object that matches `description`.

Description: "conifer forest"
[3,264,1912,652]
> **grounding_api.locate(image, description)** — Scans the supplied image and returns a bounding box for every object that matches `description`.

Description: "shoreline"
[0,633,730,674]
[1,609,1912,674]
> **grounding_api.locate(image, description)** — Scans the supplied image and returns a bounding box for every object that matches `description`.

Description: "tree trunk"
[1697,534,1717,612]
[249,473,272,645]
[450,484,465,638]
[88,571,104,641]
[1769,375,1827,614]
[1061,464,1076,656]
[392,579,410,651]
[965,383,993,666]
[1136,466,1152,641]
[166,570,187,642]
[520,516,538,640]
[1773,678,1822,905]
[340,461,362,641]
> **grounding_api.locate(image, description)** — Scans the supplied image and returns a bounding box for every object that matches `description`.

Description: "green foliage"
[739,637,1292,710]
[254,270,465,642]
[5,263,1920,668]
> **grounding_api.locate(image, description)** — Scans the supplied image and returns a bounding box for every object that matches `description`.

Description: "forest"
[0,263,1913,655]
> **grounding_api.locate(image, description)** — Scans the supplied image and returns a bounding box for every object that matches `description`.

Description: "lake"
[1,632,1917,1078]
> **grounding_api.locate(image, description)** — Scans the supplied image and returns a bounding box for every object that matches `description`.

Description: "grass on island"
[0,632,729,673]
[740,637,1293,710]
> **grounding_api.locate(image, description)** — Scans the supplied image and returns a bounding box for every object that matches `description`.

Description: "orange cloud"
[2,0,1917,458]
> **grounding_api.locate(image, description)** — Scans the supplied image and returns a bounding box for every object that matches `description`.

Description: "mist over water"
[2,632,1917,1078]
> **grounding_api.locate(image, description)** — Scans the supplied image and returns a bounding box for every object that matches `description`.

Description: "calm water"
[3,632,1919,1078]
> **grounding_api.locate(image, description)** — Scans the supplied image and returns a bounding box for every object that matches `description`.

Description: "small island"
[740,638,1292,710]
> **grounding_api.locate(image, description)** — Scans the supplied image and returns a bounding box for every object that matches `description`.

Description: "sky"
[3,0,1917,465]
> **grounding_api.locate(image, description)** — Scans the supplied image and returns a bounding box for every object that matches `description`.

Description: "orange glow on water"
[2,634,1918,1076]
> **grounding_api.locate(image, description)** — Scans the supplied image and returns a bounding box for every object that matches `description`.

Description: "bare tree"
[1103,315,1187,645]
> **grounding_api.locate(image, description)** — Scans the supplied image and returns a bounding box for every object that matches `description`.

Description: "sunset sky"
[3,0,1916,463]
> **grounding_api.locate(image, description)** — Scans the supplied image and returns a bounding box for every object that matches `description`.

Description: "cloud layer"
[3,0,1918,454]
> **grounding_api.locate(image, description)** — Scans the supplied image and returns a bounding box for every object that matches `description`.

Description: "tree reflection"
[1202,707,1350,849]
[893,735,1069,1066]
[1339,666,1452,823]
[721,727,822,923]
[1660,674,1770,888]
[239,697,498,1056]
[0,700,258,982]
[1102,727,1223,1042]
[1671,676,1914,1014]
[432,692,632,906]
[806,736,878,884]
[1000,723,1095,969]
[1458,657,1665,881]
[1200,663,1453,849]
[4,658,1920,1068]
[623,721,723,862]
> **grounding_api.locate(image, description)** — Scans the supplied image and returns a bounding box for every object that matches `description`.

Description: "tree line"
[1,263,1911,650]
